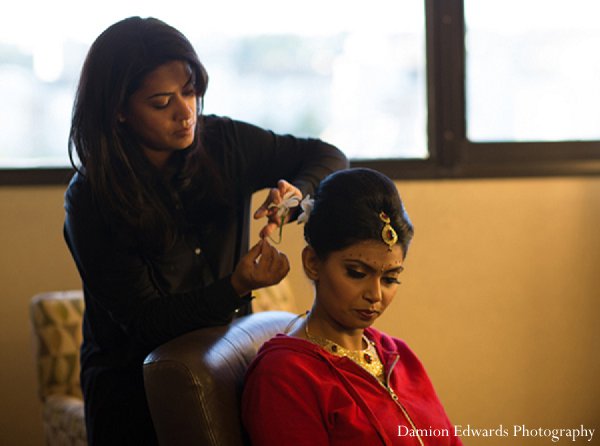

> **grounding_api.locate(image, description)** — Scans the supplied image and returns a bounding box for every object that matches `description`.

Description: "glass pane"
[465,0,600,142]
[0,0,427,168]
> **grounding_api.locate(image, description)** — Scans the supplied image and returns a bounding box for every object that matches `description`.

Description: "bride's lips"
[355,309,379,321]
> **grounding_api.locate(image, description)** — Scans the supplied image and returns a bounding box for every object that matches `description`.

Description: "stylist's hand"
[230,239,290,296]
[254,179,302,239]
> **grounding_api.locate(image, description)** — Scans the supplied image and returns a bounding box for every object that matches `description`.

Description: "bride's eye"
[383,277,401,285]
[346,268,366,279]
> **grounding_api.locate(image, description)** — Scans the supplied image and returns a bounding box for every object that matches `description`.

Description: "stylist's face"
[305,240,405,333]
[122,60,198,168]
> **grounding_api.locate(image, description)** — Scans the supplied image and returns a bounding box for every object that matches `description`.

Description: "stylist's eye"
[346,268,366,279]
[152,101,169,110]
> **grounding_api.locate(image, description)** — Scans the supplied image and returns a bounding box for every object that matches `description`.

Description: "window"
[0,0,426,178]
[1,0,599,184]
[466,0,600,142]
[414,0,600,179]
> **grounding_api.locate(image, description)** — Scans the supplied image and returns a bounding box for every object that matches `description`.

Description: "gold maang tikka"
[379,212,398,251]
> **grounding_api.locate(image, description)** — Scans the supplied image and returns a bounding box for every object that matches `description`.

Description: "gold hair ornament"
[379,212,398,251]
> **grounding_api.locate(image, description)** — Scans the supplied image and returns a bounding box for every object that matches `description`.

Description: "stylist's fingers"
[230,240,289,296]
[276,179,300,198]
[255,238,274,270]
[231,240,263,295]
[259,221,280,239]
[245,238,264,262]
[257,240,289,282]
[253,179,301,220]
[275,180,302,225]
[274,247,290,277]
[251,240,289,285]
[253,188,282,220]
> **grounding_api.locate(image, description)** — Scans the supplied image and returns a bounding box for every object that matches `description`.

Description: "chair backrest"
[30,290,85,401]
[143,310,298,446]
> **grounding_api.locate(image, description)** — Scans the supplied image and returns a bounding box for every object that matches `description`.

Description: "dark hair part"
[69,16,223,251]
[304,168,414,259]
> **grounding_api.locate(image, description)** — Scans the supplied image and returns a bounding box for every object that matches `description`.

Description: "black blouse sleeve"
[205,116,349,200]
[64,175,249,351]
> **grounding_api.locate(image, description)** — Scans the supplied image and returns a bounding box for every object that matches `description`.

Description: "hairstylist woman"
[64,16,347,445]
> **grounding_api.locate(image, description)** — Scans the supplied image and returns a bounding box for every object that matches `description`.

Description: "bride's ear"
[302,245,320,281]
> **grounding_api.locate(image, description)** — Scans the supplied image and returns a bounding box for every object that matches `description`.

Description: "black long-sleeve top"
[63,115,347,444]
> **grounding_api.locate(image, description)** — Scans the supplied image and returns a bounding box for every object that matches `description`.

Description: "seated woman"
[242,167,462,445]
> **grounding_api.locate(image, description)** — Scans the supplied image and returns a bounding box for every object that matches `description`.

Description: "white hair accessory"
[297,195,314,224]
[267,191,301,243]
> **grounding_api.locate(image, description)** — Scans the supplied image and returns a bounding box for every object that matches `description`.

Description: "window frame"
[2,0,600,186]
[433,0,600,179]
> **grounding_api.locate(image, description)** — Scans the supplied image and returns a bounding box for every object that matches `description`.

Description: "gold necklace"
[304,321,385,382]
[304,316,424,445]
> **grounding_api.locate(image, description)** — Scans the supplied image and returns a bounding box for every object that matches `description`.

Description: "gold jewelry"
[304,319,384,382]
[379,212,398,251]
[182,118,192,128]
[304,315,423,445]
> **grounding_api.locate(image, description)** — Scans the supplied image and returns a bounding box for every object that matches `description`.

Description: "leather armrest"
[143,311,297,446]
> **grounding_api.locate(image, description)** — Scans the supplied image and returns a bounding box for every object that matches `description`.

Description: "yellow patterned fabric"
[31,291,87,446]
[31,291,84,400]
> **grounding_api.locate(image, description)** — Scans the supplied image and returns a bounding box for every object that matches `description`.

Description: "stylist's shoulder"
[314,134,350,173]
[64,170,90,213]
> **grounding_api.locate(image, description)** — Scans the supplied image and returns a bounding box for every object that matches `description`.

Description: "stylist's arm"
[230,238,290,296]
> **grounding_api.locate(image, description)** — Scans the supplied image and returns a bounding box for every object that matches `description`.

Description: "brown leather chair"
[143,310,298,446]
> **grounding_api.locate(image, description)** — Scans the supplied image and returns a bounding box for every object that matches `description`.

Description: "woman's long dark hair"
[304,168,414,259]
[69,16,224,251]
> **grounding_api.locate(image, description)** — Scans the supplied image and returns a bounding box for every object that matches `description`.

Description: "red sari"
[242,327,463,446]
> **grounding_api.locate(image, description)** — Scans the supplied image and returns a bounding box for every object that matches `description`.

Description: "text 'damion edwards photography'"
[397,424,596,443]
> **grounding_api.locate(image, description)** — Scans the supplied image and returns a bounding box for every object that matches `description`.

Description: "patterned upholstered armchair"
[30,290,87,446]
[29,282,296,445]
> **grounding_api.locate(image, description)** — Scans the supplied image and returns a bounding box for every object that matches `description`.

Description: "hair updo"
[304,168,414,259]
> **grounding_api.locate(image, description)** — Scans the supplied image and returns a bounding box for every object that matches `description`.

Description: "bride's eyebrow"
[343,259,404,274]
[384,265,404,274]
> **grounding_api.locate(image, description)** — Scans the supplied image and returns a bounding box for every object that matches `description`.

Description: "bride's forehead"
[337,241,404,268]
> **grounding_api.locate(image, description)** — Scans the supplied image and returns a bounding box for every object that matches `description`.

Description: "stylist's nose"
[363,278,382,303]
[175,96,194,121]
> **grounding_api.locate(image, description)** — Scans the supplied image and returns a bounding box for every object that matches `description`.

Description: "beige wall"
[1,176,599,445]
